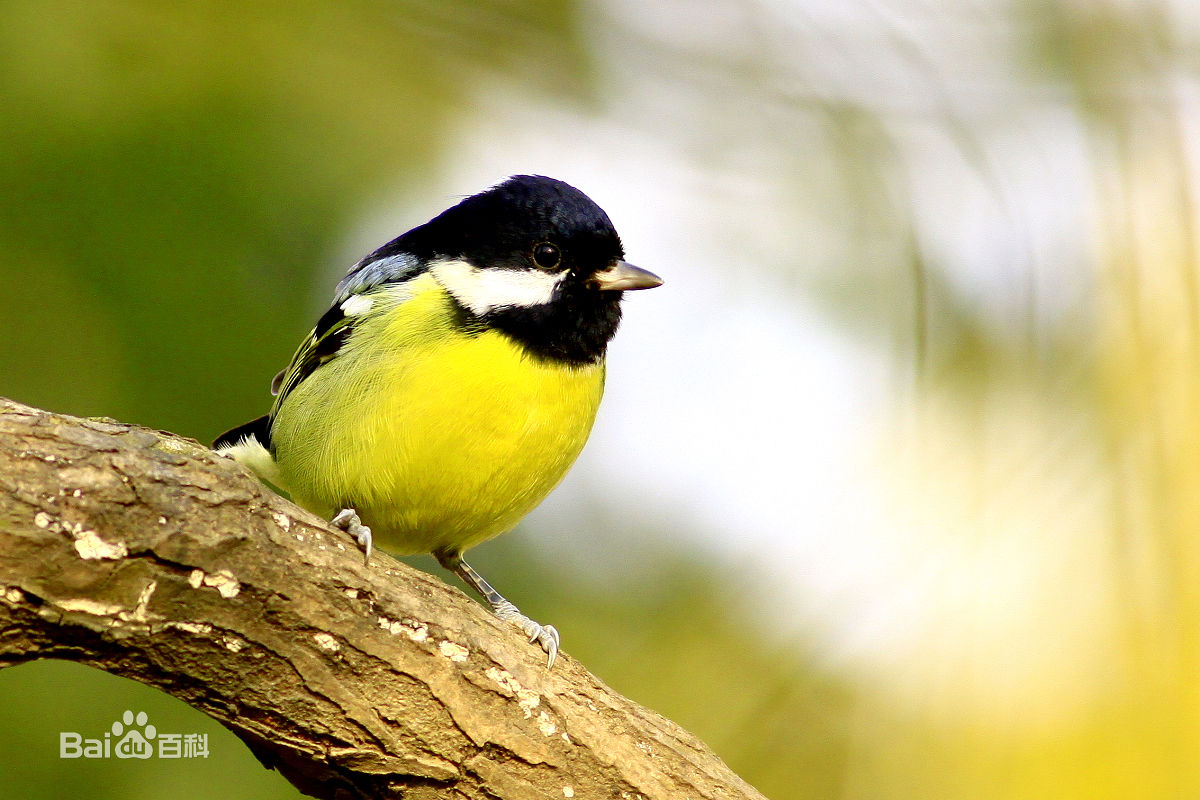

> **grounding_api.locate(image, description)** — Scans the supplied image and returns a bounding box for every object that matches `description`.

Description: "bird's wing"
[333,251,425,306]
[269,301,362,411]
[269,253,428,415]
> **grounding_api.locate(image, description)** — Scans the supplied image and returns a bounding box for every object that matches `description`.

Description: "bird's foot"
[438,554,562,669]
[492,599,560,668]
[331,508,372,563]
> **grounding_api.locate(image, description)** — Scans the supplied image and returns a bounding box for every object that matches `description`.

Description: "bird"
[213,175,662,667]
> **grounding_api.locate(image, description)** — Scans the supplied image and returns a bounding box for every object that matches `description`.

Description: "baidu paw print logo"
[60,710,209,760]
[112,710,156,759]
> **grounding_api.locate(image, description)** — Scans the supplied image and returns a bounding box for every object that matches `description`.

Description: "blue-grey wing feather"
[333,252,425,304]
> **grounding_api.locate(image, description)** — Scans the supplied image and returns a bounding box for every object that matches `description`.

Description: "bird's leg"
[332,507,372,563]
[435,550,560,668]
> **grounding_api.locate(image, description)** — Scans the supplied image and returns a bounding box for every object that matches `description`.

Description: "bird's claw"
[494,601,560,668]
[331,508,372,563]
[529,624,560,669]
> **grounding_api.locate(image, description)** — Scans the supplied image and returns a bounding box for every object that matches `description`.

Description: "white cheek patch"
[431,258,567,315]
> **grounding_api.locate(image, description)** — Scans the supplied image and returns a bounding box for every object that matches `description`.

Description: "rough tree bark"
[0,397,766,800]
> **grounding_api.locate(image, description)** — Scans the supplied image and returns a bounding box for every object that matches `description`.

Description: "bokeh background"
[3,0,1200,798]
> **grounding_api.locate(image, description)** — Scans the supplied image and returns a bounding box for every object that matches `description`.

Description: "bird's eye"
[532,242,561,270]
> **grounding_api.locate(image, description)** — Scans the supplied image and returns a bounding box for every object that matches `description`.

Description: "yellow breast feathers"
[269,274,606,555]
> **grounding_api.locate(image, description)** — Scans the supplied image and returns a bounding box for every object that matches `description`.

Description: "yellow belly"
[270,277,605,555]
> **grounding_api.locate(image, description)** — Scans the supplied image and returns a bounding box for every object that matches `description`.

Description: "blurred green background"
[4,0,1200,798]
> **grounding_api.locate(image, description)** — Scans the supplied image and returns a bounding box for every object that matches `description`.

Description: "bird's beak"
[587,261,664,291]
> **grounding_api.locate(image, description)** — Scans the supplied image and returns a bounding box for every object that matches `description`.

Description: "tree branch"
[0,397,764,800]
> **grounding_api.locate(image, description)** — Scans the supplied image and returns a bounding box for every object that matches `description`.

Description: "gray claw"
[446,559,562,668]
[494,601,560,668]
[536,625,560,669]
[331,508,372,563]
